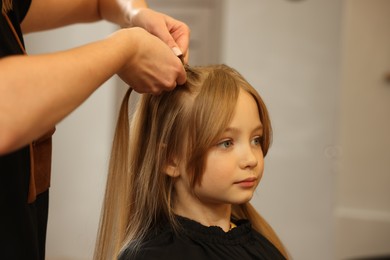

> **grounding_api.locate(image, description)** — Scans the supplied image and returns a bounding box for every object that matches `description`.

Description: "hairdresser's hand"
[128,8,190,64]
[114,28,186,95]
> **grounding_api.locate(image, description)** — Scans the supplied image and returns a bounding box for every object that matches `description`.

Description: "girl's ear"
[164,160,180,177]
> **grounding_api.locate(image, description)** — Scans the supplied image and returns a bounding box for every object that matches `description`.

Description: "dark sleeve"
[14,0,32,22]
[0,0,32,56]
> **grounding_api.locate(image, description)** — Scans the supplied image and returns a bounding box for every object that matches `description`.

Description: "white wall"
[24,1,345,259]
[336,1,390,259]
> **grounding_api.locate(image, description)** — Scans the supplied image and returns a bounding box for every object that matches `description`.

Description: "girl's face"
[195,89,264,205]
[172,88,264,218]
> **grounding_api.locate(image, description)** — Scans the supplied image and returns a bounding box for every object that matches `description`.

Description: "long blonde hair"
[94,65,288,259]
[2,0,13,14]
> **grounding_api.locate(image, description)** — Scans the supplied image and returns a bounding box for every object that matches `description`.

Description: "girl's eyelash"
[250,135,263,146]
[215,135,263,148]
[253,136,262,145]
[217,139,233,148]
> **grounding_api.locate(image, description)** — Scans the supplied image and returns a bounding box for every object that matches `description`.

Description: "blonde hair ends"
[2,0,13,14]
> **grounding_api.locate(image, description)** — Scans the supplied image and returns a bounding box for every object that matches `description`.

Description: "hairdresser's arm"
[22,0,189,62]
[22,0,143,31]
[0,28,185,155]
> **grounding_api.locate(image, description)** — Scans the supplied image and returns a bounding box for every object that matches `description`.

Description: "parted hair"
[94,64,288,259]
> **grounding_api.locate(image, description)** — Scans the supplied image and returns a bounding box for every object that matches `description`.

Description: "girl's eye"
[252,136,262,146]
[217,140,233,149]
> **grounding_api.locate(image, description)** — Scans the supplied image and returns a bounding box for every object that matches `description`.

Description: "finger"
[174,38,189,63]
[171,23,190,63]
[152,22,180,49]
[180,49,189,65]
[153,81,175,95]
[155,20,187,58]
[176,64,187,85]
[172,46,183,57]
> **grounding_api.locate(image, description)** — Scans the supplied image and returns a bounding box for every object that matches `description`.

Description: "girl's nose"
[239,145,259,169]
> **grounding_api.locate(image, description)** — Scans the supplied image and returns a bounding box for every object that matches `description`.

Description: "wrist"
[108,27,145,71]
[122,0,148,27]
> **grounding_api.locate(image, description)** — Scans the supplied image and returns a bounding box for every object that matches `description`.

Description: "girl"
[94,65,288,260]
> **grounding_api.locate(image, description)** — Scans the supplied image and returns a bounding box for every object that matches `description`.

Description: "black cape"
[119,216,286,260]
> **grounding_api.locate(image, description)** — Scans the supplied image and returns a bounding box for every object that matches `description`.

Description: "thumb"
[156,26,183,57]
[166,36,183,58]
[171,46,183,58]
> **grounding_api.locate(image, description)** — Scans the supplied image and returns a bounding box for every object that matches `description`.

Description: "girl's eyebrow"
[253,125,264,133]
[223,124,263,134]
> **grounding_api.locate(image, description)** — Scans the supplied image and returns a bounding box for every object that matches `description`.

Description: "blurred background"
[24,0,390,259]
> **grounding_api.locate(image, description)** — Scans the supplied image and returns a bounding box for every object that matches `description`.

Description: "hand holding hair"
[126,8,190,64]
[113,27,186,95]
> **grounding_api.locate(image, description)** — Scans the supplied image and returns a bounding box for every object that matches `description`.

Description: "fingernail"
[172,47,183,57]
